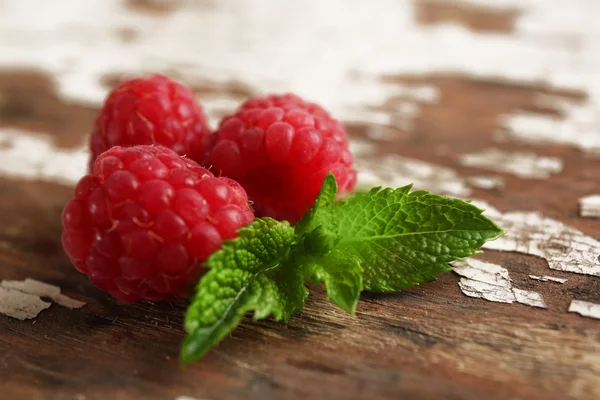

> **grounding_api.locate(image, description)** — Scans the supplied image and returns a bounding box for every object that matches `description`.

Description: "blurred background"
[1,0,598,174]
[0,0,598,227]
[1,0,598,214]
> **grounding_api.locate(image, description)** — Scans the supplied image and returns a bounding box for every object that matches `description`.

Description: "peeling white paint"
[0,278,85,317]
[54,294,86,309]
[355,155,471,197]
[473,200,600,277]
[175,397,210,400]
[452,259,547,308]
[459,148,563,179]
[1,0,599,151]
[0,0,439,130]
[1,278,62,299]
[498,93,600,154]
[502,109,600,155]
[467,175,505,190]
[528,275,568,283]
[511,288,547,308]
[579,195,600,218]
[0,286,51,320]
[0,129,88,185]
[568,300,600,320]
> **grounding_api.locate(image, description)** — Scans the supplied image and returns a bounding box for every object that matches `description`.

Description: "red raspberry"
[207,94,356,224]
[89,74,212,170]
[62,145,253,303]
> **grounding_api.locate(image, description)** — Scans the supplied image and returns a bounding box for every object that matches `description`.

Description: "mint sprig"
[182,174,503,364]
[181,218,307,364]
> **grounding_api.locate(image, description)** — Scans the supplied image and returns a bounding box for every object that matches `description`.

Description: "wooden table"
[1,1,599,399]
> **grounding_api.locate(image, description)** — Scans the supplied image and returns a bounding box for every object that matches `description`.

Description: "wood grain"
[0,1,599,399]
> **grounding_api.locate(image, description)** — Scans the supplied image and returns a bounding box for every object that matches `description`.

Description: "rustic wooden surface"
[1,1,599,399]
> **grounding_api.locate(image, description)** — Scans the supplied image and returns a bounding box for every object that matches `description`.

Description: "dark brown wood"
[1,4,599,400]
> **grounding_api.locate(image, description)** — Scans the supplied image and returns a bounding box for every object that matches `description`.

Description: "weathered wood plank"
[0,163,598,400]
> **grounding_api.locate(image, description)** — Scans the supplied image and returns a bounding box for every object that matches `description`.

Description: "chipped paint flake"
[0,129,88,185]
[528,275,568,284]
[467,175,505,190]
[0,286,51,320]
[459,148,563,179]
[471,199,600,277]
[579,195,600,218]
[54,294,86,309]
[175,397,210,400]
[1,278,62,298]
[512,288,546,308]
[452,259,547,308]
[568,300,600,320]
[0,278,85,316]
[355,155,471,197]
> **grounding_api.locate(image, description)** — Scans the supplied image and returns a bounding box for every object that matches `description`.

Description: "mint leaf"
[333,186,503,292]
[181,218,307,364]
[295,173,338,240]
[295,173,362,312]
[305,250,362,314]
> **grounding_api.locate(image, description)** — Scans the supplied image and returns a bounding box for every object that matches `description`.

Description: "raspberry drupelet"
[89,74,212,170]
[207,94,356,224]
[62,145,253,303]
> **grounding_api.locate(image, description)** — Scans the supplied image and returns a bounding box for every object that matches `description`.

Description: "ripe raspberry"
[62,145,253,303]
[207,94,356,224]
[89,74,212,170]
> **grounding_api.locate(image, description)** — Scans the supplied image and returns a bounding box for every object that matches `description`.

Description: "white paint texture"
[0,278,85,320]
[0,0,599,152]
[452,259,546,308]
[175,397,209,400]
[0,0,437,129]
[502,105,600,155]
[1,278,86,309]
[528,275,568,284]
[0,129,88,185]
[350,137,470,196]
[355,155,471,197]
[0,286,51,320]
[467,175,505,190]
[473,200,600,277]
[568,300,600,320]
[459,149,563,179]
[579,195,600,218]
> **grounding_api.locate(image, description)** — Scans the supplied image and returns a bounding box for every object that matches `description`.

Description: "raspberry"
[89,74,212,170]
[207,94,356,223]
[62,145,253,303]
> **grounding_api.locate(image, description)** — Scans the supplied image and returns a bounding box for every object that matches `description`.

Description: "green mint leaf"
[295,173,362,313]
[305,250,363,314]
[181,218,307,364]
[333,186,503,292]
[295,173,338,243]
